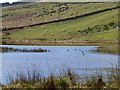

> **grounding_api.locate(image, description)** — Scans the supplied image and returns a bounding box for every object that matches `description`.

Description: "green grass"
[7,9,118,41]
[84,28,118,41]
[2,3,119,54]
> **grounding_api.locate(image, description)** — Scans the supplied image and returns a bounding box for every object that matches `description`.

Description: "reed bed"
[95,45,118,54]
[1,65,120,89]
[0,47,49,53]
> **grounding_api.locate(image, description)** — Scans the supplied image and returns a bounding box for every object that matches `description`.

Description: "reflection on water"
[0,45,118,84]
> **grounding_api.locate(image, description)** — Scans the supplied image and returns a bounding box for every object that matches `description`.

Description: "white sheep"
[28,29,30,31]
[116,26,119,29]
[45,30,47,32]
[62,29,65,32]
[51,33,54,35]
[43,33,45,35]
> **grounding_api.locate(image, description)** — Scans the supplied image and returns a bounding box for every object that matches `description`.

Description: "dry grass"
[1,66,120,89]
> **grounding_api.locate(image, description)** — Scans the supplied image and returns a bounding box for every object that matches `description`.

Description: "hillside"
[2,2,118,29]
[2,2,119,53]
[5,9,118,39]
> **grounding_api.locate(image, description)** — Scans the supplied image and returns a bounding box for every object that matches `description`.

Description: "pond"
[0,45,118,84]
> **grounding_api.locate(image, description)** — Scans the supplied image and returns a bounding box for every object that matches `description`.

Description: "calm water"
[0,45,118,84]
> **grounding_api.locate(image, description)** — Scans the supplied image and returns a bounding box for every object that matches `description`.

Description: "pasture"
[2,2,118,29]
[5,9,118,42]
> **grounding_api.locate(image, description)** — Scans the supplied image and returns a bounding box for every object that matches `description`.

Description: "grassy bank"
[1,67,120,89]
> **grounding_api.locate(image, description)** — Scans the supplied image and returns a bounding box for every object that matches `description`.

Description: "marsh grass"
[0,47,49,53]
[1,66,120,89]
[94,45,118,54]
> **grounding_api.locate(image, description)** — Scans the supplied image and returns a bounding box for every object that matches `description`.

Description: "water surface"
[0,45,118,84]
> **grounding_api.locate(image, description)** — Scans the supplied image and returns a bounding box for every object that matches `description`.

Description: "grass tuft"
[1,66,120,89]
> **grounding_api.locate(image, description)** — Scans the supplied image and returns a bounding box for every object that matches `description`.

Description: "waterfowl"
[81,51,85,55]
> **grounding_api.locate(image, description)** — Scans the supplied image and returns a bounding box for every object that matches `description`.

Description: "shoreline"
[1,39,118,54]
[1,68,119,88]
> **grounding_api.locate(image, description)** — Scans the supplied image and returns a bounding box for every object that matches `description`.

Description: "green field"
[5,9,118,41]
[2,2,119,53]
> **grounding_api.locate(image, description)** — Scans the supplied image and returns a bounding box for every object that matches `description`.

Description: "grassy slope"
[2,2,118,28]
[2,3,119,54]
[7,9,118,41]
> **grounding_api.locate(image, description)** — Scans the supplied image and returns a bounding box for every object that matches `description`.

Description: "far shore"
[2,39,118,54]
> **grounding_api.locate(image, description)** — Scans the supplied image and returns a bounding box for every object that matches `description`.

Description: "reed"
[1,66,120,89]
[0,47,49,53]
